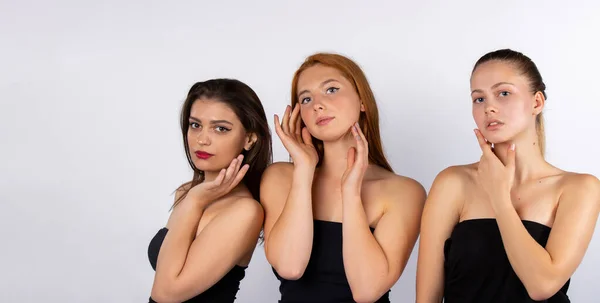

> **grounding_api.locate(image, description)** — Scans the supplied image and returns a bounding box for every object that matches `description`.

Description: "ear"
[360,101,365,112]
[532,91,545,116]
[244,133,258,151]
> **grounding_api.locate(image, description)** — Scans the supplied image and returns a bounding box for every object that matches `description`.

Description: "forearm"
[267,167,315,278]
[154,198,204,284]
[342,194,389,301]
[494,196,557,297]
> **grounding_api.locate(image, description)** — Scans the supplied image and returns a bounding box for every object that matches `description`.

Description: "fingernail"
[511,144,515,151]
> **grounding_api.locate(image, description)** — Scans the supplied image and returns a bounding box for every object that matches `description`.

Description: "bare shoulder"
[560,172,600,203]
[432,163,474,187]
[260,161,294,187]
[366,166,426,207]
[259,161,296,208]
[422,164,476,218]
[222,196,265,223]
[382,171,425,199]
[562,172,600,189]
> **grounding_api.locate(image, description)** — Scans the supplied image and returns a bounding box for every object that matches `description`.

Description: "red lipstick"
[195,151,214,159]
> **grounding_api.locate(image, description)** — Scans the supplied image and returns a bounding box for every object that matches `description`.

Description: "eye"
[326,87,339,94]
[215,126,230,133]
[473,97,484,104]
[190,122,200,129]
[499,91,510,97]
[300,96,311,104]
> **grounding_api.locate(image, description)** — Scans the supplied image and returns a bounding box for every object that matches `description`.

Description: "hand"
[474,129,516,208]
[188,154,249,208]
[341,122,369,197]
[274,104,319,168]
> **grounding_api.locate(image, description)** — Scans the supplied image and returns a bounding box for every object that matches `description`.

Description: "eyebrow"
[297,79,340,98]
[471,82,516,95]
[189,116,233,125]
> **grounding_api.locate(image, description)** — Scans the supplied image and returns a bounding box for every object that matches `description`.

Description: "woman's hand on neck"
[491,131,549,185]
[320,128,360,179]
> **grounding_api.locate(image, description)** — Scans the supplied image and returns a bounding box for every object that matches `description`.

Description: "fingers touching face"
[295,65,363,142]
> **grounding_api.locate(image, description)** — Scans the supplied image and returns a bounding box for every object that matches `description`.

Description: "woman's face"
[296,64,365,142]
[470,60,543,144]
[187,98,255,172]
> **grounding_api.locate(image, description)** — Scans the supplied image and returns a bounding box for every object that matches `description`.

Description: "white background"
[1,0,599,302]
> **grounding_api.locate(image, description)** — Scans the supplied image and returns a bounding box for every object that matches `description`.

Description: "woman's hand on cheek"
[474,129,516,211]
[187,154,249,209]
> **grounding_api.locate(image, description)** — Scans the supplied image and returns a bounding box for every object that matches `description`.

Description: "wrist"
[182,193,210,212]
[342,189,361,201]
[294,161,316,172]
[293,165,315,180]
[491,192,513,212]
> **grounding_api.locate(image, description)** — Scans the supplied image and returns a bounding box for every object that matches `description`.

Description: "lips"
[316,116,334,126]
[486,120,504,130]
[195,151,214,159]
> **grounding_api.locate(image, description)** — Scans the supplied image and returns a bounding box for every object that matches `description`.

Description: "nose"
[484,101,497,115]
[196,131,210,145]
[312,96,325,111]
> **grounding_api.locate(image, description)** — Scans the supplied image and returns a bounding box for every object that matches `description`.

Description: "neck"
[200,170,246,195]
[320,131,358,179]
[202,170,220,183]
[493,129,547,184]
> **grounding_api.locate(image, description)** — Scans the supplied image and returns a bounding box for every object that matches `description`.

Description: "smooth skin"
[150,100,264,303]
[261,65,426,303]
[416,60,600,302]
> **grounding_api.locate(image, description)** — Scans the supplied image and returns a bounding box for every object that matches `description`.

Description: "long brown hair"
[472,49,547,157]
[290,52,393,172]
[173,79,272,208]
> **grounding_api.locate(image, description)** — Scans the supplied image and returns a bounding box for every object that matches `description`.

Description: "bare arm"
[415,167,464,303]
[150,195,264,303]
[342,177,426,303]
[261,104,319,279]
[494,174,600,300]
[260,162,315,279]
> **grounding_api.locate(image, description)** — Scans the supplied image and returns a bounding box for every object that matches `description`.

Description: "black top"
[443,219,570,303]
[147,227,247,303]
[273,220,391,303]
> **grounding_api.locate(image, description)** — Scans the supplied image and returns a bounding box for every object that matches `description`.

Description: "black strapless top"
[273,220,391,303]
[147,227,247,303]
[443,219,570,303]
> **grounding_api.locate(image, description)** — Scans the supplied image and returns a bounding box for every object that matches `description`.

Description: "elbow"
[525,278,565,301]
[350,270,394,303]
[150,282,180,303]
[273,264,305,280]
[527,288,554,302]
[353,293,382,303]
[150,292,175,303]
[267,250,307,280]
[352,287,387,303]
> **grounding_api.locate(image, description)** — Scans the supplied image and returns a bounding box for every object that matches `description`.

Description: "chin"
[480,131,513,145]
[311,129,348,142]
[193,161,218,172]
[308,121,354,142]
